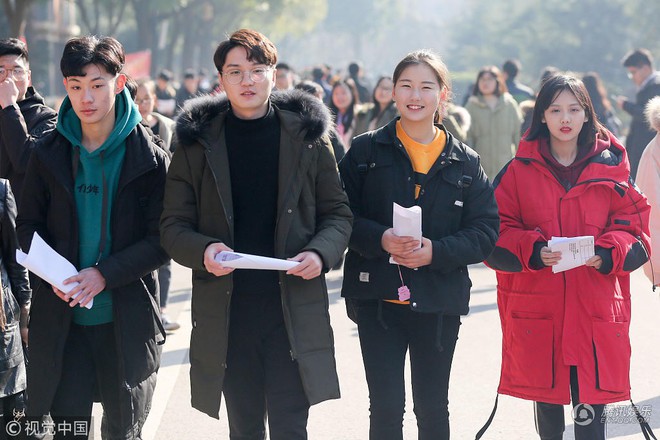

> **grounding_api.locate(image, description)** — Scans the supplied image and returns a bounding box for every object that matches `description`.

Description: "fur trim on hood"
[645,96,660,133]
[175,89,332,146]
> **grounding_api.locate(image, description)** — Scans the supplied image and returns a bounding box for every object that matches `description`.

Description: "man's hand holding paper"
[58,267,107,308]
[286,251,323,280]
[204,242,236,277]
[16,232,94,309]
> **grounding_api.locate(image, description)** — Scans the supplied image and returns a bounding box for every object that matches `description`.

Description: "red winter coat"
[487,132,650,405]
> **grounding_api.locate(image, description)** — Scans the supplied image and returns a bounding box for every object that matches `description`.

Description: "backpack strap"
[475,394,499,439]
[630,398,657,439]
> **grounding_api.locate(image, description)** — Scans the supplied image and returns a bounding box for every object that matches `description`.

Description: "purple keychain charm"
[398,285,411,301]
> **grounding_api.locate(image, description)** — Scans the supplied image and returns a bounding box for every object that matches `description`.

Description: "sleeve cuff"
[529,241,547,270]
[595,246,614,274]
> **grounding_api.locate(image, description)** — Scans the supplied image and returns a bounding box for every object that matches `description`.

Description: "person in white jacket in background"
[635,96,660,286]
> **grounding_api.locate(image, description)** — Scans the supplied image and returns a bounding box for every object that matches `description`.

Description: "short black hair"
[622,48,654,69]
[295,80,323,96]
[502,59,520,78]
[348,62,361,76]
[158,69,173,81]
[276,62,291,71]
[0,38,29,62]
[183,68,196,79]
[60,35,125,78]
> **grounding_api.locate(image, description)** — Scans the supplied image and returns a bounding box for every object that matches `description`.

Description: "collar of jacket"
[175,89,332,148]
[373,117,467,164]
[467,94,506,110]
[514,132,629,190]
[18,86,47,110]
[37,124,162,197]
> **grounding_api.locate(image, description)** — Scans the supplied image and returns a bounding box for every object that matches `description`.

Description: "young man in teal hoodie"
[17,36,169,439]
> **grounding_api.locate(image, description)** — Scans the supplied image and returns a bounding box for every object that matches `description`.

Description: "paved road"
[90,262,660,439]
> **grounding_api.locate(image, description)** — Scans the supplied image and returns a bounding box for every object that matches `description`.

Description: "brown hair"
[213,29,277,73]
[472,65,507,97]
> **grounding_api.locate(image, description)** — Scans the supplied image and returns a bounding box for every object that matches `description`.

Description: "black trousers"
[158,260,171,308]
[353,300,461,440]
[534,366,606,440]
[222,293,309,440]
[48,323,139,440]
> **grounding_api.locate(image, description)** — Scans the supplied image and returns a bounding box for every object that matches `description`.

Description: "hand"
[391,237,433,269]
[20,327,28,346]
[540,246,562,267]
[615,96,627,110]
[0,77,19,108]
[287,251,323,280]
[57,267,107,308]
[585,255,603,270]
[203,242,235,277]
[381,228,420,257]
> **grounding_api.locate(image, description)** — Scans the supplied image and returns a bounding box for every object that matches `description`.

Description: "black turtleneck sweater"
[225,106,281,298]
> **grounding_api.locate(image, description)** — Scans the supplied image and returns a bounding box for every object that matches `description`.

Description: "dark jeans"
[158,260,172,308]
[353,299,461,440]
[223,293,309,440]
[534,366,606,440]
[49,323,141,440]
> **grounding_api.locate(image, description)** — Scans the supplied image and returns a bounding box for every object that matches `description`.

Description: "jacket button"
[526,330,531,335]
[441,161,446,165]
[412,302,417,308]
[222,362,227,369]
[226,290,230,295]
[408,177,411,181]
[308,144,313,149]
[420,189,425,195]
[192,320,197,327]
[287,208,292,214]
[616,332,621,337]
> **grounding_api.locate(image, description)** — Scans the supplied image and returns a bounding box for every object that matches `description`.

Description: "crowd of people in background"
[113,48,660,188]
[1,28,660,440]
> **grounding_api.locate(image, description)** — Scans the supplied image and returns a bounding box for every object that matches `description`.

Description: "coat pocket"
[592,320,631,392]
[506,315,554,389]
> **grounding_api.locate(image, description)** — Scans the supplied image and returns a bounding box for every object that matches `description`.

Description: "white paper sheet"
[548,235,595,273]
[16,232,93,309]
[389,203,423,264]
[215,251,300,271]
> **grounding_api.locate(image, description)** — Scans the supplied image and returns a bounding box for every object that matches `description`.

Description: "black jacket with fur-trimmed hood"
[161,90,352,418]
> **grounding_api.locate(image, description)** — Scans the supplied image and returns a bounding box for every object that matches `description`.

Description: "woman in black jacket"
[339,50,499,440]
[0,179,30,431]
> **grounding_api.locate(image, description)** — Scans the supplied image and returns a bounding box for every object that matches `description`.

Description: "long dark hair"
[526,74,608,149]
[328,79,358,127]
[582,72,613,118]
[371,76,394,119]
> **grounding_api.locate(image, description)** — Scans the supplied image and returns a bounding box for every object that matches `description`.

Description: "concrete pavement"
[91,262,660,439]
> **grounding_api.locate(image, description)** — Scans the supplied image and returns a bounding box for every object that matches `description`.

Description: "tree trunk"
[3,0,32,37]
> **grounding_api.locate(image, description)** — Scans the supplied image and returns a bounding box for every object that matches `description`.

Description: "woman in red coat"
[487,74,650,440]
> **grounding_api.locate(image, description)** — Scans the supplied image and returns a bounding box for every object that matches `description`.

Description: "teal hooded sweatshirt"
[56,88,142,325]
